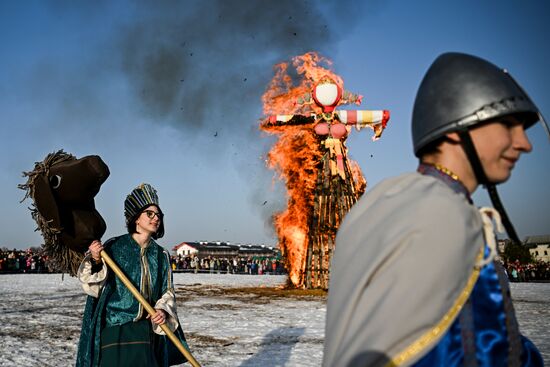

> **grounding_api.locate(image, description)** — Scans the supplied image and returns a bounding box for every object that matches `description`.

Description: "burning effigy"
[261,52,390,289]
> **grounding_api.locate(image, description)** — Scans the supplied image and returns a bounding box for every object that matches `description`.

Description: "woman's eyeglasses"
[143,210,163,220]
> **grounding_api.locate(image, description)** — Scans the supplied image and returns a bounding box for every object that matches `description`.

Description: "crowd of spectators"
[0,248,287,276]
[0,249,50,273]
[170,255,286,275]
[505,260,550,282]
[3,248,549,280]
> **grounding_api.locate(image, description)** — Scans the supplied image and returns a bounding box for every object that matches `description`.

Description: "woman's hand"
[149,309,167,325]
[88,240,103,262]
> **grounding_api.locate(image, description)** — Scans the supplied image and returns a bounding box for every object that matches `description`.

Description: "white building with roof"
[524,235,550,262]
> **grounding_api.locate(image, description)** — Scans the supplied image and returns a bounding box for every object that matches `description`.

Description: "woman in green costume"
[76,183,188,366]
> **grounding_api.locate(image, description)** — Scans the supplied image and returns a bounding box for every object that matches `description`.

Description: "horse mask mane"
[19,150,110,276]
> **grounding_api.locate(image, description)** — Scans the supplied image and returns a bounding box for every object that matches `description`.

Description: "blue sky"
[1,0,548,251]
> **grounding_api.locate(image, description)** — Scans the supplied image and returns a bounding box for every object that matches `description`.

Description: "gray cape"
[322,172,484,367]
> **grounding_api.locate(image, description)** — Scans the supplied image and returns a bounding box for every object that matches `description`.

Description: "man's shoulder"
[340,172,476,252]
[372,171,462,197]
[356,172,468,217]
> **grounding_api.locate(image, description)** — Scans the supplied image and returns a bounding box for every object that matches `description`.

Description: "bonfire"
[261,52,390,289]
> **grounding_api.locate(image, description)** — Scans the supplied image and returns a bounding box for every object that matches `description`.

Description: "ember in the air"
[261,52,390,289]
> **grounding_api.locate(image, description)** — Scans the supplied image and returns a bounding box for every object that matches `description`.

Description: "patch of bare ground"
[224,287,327,299]
[0,325,80,342]
[189,303,242,311]
[175,286,326,301]
[185,332,234,347]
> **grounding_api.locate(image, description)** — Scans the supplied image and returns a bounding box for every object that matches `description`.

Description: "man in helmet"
[322,53,545,367]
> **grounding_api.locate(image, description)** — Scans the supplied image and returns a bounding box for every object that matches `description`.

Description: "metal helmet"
[412,52,543,156]
[412,52,549,245]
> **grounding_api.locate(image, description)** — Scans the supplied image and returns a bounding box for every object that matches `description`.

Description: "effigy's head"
[312,75,342,112]
[20,150,110,275]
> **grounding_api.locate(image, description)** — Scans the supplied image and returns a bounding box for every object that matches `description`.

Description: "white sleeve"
[152,289,180,334]
[77,254,108,298]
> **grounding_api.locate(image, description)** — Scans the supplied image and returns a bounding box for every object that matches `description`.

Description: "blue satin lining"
[413,256,543,366]
[414,164,543,366]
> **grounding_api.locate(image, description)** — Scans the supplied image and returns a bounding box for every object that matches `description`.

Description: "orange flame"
[350,160,367,194]
[262,52,343,117]
[265,125,321,286]
[261,52,355,287]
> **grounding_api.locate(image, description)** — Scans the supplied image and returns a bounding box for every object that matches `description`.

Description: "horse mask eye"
[50,175,62,189]
[48,157,109,204]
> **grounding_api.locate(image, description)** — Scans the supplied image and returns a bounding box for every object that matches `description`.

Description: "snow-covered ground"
[0,273,548,366]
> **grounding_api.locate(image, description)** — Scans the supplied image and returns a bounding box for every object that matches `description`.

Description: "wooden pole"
[100,251,201,367]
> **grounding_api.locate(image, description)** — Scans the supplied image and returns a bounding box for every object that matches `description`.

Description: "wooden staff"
[100,251,201,367]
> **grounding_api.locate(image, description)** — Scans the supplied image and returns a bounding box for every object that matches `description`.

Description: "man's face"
[470,116,532,184]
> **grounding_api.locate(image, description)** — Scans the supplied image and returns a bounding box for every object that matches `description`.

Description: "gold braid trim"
[432,163,460,182]
[384,245,485,367]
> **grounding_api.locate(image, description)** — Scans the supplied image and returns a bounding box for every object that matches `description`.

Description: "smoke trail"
[34,0,372,240]
[106,0,371,228]
[115,0,369,132]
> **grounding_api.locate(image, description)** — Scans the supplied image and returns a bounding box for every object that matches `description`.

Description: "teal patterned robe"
[76,234,188,366]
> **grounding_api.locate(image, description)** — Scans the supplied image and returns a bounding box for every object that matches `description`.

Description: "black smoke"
[39,0,373,239]
[114,0,369,132]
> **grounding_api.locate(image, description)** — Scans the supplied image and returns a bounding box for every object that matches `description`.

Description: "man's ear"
[445,132,461,143]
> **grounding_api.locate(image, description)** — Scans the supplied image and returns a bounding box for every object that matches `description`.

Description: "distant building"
[172,241,279,259]
[524,235,550,263]
[238,244,279,258]
[173,242,201,257]
[173,241,238,257]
